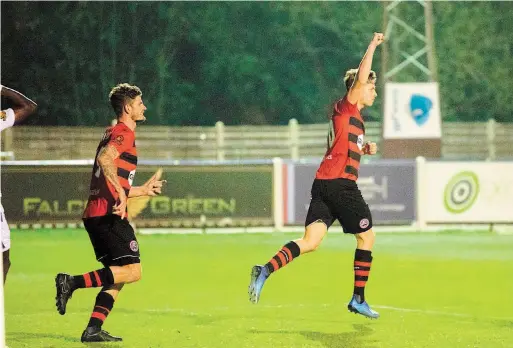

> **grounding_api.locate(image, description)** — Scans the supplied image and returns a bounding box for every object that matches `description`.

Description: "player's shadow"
[116,307,222,326]
[301,324,378,348]
[250,323,379,348]
[7,332,123,347]
[7,331,77,343]
[490,318,513,328]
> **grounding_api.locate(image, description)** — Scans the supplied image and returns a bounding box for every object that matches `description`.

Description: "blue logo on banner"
[410,94,432,126]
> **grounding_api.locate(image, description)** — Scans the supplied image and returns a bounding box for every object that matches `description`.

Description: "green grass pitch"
[5,229,513,347]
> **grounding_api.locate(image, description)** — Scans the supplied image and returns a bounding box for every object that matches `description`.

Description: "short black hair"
[109,83,142,117]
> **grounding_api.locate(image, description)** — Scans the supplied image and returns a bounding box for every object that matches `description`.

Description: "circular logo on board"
[444,171,479,214]
[129,240,139,252]
[359,218,369,229]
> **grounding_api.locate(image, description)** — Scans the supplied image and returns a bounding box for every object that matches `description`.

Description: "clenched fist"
[363,141,378,155]
[370,32,384,47]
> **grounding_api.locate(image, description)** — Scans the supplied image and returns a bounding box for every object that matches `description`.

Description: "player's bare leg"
[111,263,142,283]
[3,250,11,284]
[348,229,379,319]
[294,221,328,254]
[249,221,327,304]
[355,228,375,250]
[55,263,141,315]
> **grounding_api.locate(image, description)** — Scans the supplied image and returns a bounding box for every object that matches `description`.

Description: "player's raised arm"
[347,33,384,105]
[0,85,37,125]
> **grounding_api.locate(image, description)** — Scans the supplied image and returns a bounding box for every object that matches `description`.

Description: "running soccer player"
[0,85,37,284]
[54,83,166,342]
[248,33,384,319]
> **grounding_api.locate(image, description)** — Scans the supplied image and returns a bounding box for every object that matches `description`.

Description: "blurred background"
[2,1,513,161]
[3,1,513,127]
[2,1,513,162]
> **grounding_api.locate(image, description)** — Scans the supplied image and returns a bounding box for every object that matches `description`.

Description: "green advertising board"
[2,164,274,227]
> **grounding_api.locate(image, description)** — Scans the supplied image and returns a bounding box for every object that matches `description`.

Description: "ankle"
[353,293,364,304]
[85,326,101,333]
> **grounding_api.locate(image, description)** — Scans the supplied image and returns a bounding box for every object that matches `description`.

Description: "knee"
[363,231,375,243]
[301,237,322,253]
[119,263,142,283]
[299,223,327,253]
[356,229,375,248]
[129,264,142,283]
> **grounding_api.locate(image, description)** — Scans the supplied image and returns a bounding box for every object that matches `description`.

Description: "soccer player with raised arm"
[248,33,384,319]
[0,85,37,284]
[54,83,166,342]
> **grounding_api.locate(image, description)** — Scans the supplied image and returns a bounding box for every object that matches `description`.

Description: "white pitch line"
[7,304,512,322]
[373,305,471,318]
[375,305,513,323]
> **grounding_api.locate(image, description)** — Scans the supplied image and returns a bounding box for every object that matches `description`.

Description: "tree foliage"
[1,2,512,126]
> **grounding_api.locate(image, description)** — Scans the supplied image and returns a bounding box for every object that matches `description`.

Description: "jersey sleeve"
[108,127,134,154]
[0,109,15,132]
[334,96,358,116]
[333,99,345,115]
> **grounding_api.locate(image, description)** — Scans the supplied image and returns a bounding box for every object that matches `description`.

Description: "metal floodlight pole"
[380,0,442,160]
[382,0,438,83]
[424,0,438,82]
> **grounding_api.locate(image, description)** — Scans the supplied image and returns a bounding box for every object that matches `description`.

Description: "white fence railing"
[2,119,512,161]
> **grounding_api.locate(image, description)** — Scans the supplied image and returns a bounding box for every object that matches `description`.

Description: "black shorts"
[305,178,373,234]
[83,215,141,267]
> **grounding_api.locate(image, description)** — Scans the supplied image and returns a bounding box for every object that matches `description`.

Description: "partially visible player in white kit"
[0,85,37,283]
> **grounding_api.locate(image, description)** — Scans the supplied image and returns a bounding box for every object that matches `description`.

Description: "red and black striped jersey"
[315,95,365,181]
[83,122,138,218]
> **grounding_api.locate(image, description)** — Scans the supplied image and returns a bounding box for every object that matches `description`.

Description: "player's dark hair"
[344,69,377,90]
[109,83,142,117]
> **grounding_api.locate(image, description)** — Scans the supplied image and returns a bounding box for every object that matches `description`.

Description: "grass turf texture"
[5,229,513,348]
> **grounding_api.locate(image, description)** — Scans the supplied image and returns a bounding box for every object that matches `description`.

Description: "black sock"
[87,291,115,328]
[264,241,301,274]
[73,268,114,289]
[353,249,373,303]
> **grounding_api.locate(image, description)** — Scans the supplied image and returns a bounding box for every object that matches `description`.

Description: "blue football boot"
[347,294,380,319]
[248,265,270,304]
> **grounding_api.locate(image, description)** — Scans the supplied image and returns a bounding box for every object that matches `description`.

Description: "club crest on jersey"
[129,240,139,252]
[357,134,364,150]
[114,135,124,145]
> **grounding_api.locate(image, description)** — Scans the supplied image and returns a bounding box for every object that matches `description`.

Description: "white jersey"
[1,108,15,132]
[0,108,13,201]
[1,108,15,249]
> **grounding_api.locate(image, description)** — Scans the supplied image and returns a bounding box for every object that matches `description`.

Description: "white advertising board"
[383,82,442,139]
[424,162,513,223]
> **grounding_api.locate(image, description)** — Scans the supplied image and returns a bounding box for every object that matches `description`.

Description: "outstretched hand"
[143,168,166,197]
